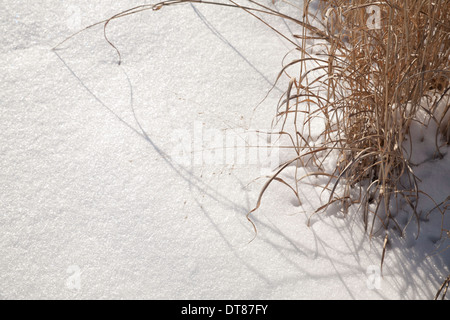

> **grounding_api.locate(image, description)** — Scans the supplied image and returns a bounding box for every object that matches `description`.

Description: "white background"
[1,0,449,299]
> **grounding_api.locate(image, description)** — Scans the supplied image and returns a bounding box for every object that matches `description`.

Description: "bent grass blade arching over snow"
[54,0,449,298]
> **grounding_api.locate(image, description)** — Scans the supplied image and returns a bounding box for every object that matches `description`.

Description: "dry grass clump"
[250,0,449,237]
[248,0,449,297]
[284,0,450,234]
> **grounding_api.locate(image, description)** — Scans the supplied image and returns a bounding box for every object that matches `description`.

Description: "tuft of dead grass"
[248,0,449,297]
[279,0,450,235]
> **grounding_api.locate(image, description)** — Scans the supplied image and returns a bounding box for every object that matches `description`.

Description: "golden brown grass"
[248,0,449,297]
[435,275,449,299]
[275,0,450,232]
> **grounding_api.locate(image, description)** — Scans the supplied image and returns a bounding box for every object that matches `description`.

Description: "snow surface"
[1,0,449,299]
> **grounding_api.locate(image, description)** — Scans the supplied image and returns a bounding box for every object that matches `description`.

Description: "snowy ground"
[1,0,449,299]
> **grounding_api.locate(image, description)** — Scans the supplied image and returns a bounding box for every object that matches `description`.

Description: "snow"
[1,0,448,299]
